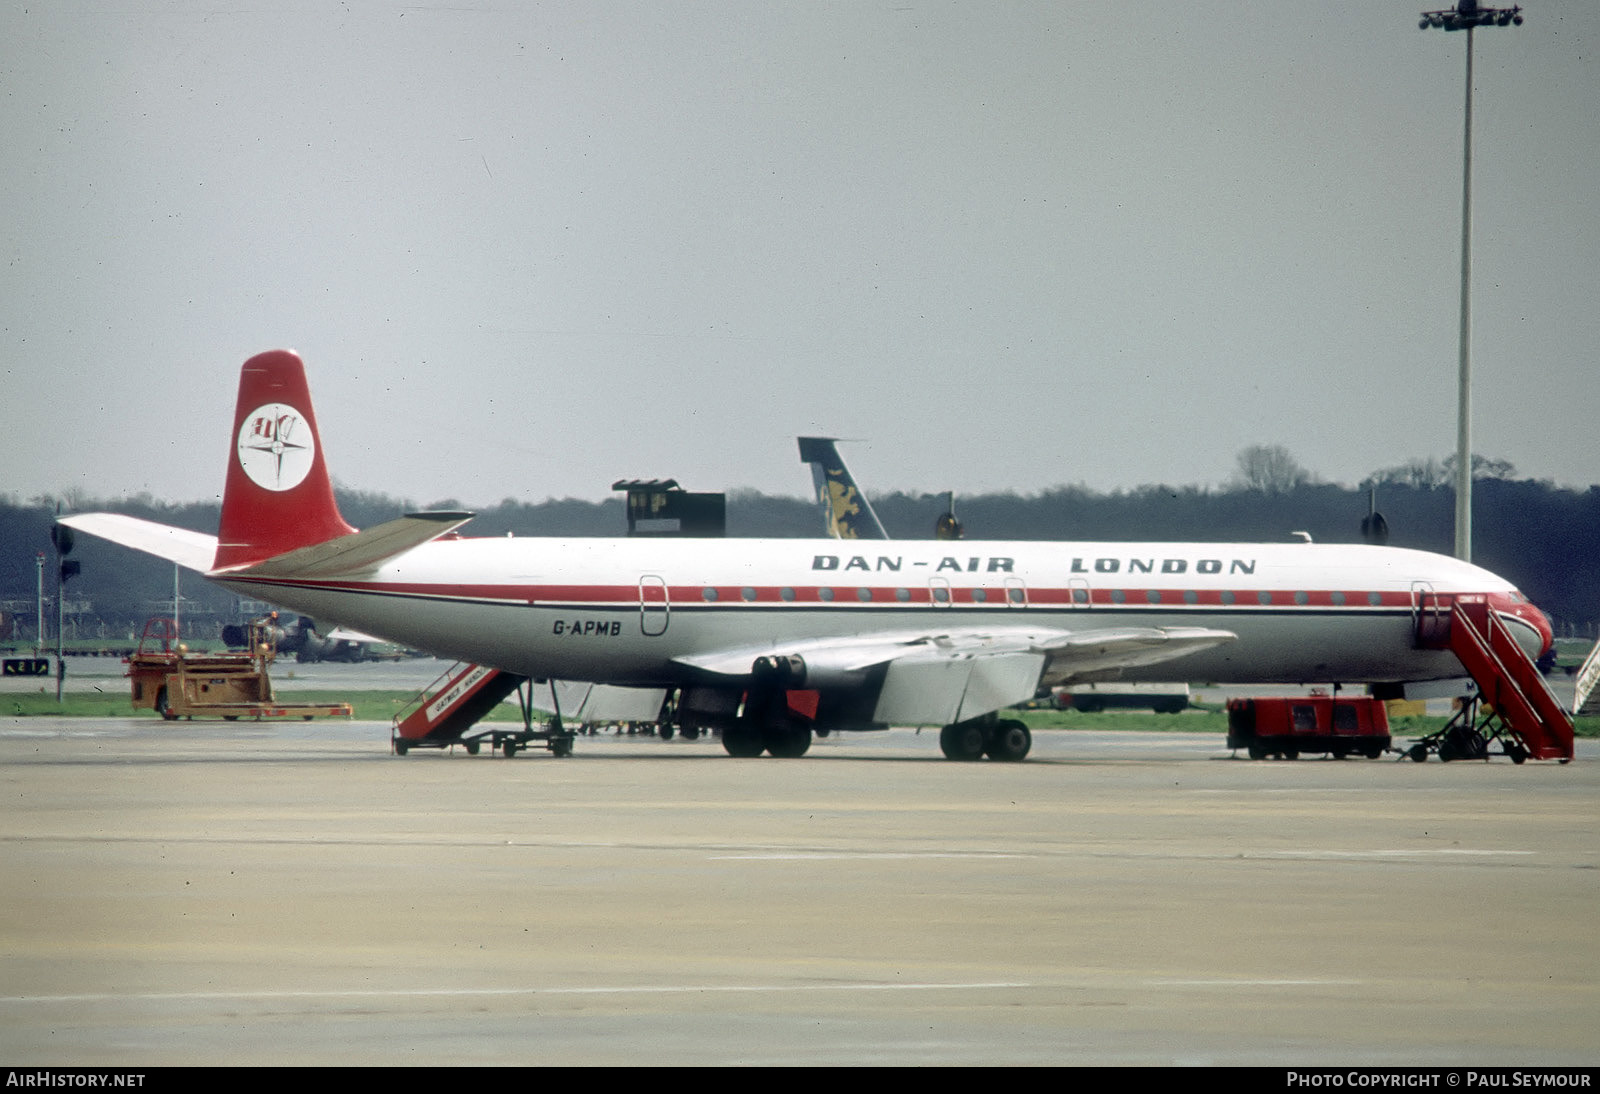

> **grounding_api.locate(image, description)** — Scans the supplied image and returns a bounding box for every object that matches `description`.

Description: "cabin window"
[1145,589,1161,604]
[1183,590,1198,605]
[818,587,834,601]
[1072,587,1089,604]
[780,587,795,602]
[1221,590,1236,605]
[1111,589,1126,604]
[741,587,757,602]
[932,586,950,603]
[702,588,719,602]
[1258,591,1273,605]
[1007,587,1025,604]
[895,588,911,602]
[1331,592,1346,606]
[972,588,987,603]
[857,587,873,602]
[1368,592,1382,606]
[1295,591,1309,605]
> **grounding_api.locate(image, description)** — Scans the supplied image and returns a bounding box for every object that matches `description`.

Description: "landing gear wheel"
[551,736,573,758]
[394,738,409,756]
[985,719,1031,762]
[765,723,813,758]
[722,722,765,758]
[682,725,701,741]
[940,721,987,762]
[464,740,480,755]
[503,740,519,758]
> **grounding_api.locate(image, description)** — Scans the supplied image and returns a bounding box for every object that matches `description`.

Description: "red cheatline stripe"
[236,575,1425,610]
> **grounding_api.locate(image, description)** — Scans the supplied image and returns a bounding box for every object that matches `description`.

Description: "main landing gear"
[722,672,816,758]
[939,714,1031,762]
[721,716,813,758]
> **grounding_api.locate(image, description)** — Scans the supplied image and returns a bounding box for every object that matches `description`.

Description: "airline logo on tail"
[212,350,357,571]
[237,403,315,492]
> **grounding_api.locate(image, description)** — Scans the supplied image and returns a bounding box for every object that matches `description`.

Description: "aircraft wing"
[213,511,474,577]
[57,513,219,573]
[674,624,1234,727]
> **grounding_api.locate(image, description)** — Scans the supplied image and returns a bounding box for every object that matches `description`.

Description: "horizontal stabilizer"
[214,511,474,578]
[56,513,219,573]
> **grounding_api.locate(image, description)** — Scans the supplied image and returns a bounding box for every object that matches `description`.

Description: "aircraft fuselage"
[219,535,1545,691]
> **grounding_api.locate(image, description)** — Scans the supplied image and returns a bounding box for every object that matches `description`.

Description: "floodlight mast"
[1418,2,1523,562]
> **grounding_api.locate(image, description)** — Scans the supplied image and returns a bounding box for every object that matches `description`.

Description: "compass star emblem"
[236,402,316,491]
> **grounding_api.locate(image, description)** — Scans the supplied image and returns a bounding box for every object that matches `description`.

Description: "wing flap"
[872,651,1047,726]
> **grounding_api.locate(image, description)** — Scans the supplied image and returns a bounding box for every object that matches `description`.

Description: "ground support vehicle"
[1226,694,1390,760]
[126,618,352,722]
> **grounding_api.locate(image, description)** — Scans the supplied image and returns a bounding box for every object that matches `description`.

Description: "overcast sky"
[3,1,1596,509]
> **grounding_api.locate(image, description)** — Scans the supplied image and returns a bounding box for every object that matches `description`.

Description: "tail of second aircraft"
[797,436,888,541]
[213,350,357,571]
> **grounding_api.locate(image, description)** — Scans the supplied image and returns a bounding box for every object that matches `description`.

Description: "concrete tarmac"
[2,718,1596,1066]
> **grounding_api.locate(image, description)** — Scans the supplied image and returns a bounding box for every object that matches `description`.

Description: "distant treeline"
[3,476,1598,639]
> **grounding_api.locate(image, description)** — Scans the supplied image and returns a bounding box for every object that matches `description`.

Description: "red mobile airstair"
[392,662,575,757]
[1410,594,1575,763]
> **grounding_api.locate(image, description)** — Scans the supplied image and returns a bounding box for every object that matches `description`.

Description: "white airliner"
[60,350,1554,762]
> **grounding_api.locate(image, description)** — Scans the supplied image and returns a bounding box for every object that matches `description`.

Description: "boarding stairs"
[1571,640,1600,718]
[392,662,529,753]
[1413,594,1575,763]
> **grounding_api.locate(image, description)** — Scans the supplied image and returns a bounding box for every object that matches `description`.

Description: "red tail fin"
[213,350,356,571]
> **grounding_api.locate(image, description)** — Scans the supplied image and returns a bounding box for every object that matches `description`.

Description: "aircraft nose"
[1528,602,1555,660]
[1488,591,1553,662]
